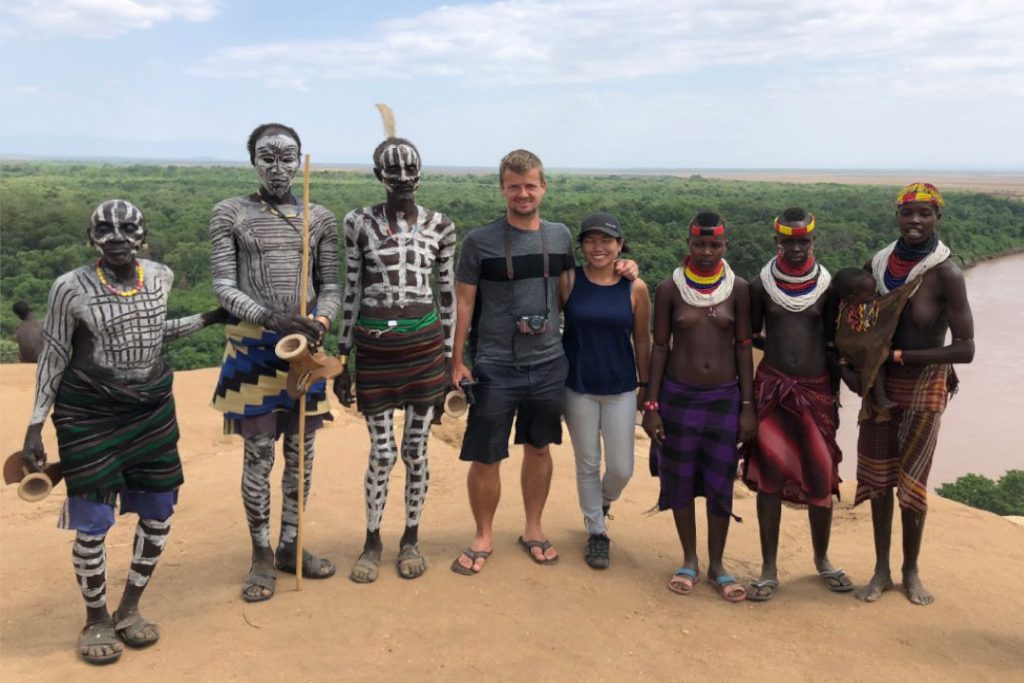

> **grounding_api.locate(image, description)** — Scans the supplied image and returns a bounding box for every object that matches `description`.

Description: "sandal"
[79,621,123,665]
[710,574,747,603]
[747,578,779,602]
[112,609,160,648]
[241,564,276,603]
[518,536,559,565]
[397,544,427,580]
[275,548,337,579]
[451,548,491,575]
[667,567,700,595]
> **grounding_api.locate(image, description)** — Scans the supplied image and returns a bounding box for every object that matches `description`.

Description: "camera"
[516,314,549,335]
[459,379,477,406]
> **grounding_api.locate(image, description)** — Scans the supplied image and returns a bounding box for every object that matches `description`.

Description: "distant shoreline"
[3,156,1023,196]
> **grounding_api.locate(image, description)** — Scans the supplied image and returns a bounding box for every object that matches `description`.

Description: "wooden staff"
[295,153,312,590]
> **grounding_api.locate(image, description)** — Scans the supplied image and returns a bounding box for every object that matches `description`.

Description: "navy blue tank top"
[562,267,637,395]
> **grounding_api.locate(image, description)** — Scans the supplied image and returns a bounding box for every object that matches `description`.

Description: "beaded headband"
[774,213,816,236]
[689,220,725,237]
[896,182,944,208]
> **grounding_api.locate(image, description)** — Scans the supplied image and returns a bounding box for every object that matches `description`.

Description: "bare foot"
[855,572,894,602]
[903,569,934,605]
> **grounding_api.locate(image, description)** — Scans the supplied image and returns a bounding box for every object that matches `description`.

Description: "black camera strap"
[504,220,550,315]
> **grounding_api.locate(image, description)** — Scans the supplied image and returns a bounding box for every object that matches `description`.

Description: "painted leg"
[750,491,781,600]
[855,489,896,602]
[397,405,433,579]
[113,518,170,648]
[351,411,397,583]
[901,509,933,605]
[73,532,122,664]
[240,433,276,602]
[521,444,557,563]
[452,460,500,574]
[277,430,335,579]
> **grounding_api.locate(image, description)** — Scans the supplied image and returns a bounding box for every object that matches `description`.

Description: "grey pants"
[563,387,636,535]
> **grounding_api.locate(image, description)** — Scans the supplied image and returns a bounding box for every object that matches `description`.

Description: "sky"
[1,0,1022,170]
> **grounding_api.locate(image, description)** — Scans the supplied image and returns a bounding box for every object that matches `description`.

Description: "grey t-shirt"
[456,218,575,367]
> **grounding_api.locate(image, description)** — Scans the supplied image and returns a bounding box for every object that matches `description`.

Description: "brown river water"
[835,252,1024,486]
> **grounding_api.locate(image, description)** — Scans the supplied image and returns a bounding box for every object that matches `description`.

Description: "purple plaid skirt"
[650,376,741,518]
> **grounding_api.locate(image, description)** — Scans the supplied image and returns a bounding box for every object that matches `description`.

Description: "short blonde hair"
[499,149,545,187]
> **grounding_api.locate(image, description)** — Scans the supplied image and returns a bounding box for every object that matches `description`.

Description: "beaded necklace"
[760,254,831,312]
[672,258,735,316]
[96,259,144,297]
[871,237,950,294]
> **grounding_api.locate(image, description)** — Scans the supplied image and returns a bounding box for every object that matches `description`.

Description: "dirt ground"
[1,363,1022,682]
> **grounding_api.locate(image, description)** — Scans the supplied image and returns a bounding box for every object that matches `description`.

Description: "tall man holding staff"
[210,123,342,602]
[854,182,974,605]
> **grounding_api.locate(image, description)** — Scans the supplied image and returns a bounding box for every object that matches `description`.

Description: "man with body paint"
[743,207,851,601]
[22,199,224,665]
[209,123,342,602]
[333,131,456,582]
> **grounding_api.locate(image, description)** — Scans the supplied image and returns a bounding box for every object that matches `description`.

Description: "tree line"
[3,161,1023,369]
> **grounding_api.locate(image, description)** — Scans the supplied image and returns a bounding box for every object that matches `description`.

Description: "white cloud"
[191,0,1024,93]
[3,0,218,39]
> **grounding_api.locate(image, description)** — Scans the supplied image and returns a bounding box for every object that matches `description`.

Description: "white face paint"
[376,143,421,197]
[89,199,147,264]
[254,133,300,198]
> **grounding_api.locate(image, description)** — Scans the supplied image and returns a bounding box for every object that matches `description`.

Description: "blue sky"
[1,0,1022,169]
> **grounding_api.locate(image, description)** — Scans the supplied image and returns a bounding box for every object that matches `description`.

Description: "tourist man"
[22,199,223,664]
[854,182,974,605]
[12,301,44,362]
[210,123,342,601]
[334,129,456,583]
[743,207,851,601]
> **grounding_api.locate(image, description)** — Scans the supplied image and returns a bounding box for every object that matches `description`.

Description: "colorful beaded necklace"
[96,259,144,297]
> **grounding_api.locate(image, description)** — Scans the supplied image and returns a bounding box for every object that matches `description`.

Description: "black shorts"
[459,355,569,464]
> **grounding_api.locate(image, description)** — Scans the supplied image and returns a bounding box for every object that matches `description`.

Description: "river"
[835,252,1024,486]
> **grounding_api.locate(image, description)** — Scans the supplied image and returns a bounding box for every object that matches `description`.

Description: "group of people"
[18,118,974,665]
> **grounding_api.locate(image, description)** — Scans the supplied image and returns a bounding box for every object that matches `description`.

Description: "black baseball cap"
[580,212,623,239]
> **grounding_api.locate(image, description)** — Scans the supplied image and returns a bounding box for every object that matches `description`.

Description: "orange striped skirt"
[854,363,955,515]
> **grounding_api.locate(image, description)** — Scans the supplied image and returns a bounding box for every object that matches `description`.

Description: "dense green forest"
[2,161,1023,368]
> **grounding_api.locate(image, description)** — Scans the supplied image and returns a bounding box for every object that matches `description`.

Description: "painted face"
[88,199,146,266]
[581,232,622,269]
[897,201,940,246]
[776,234,814,266]
[254,133,300,198]
[687,235,726,271]
[501,168,546,218]
[376,143,421,197]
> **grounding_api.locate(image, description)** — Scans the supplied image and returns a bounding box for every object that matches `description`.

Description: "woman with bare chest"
[642,212,756,603]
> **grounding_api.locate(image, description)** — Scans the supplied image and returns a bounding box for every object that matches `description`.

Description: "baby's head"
[833,267,877,305]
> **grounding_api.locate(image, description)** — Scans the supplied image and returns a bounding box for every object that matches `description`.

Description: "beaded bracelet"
[642,400,660,413]
[637,381,649,388]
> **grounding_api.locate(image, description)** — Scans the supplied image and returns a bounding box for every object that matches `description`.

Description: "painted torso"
[339,204,456,355]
